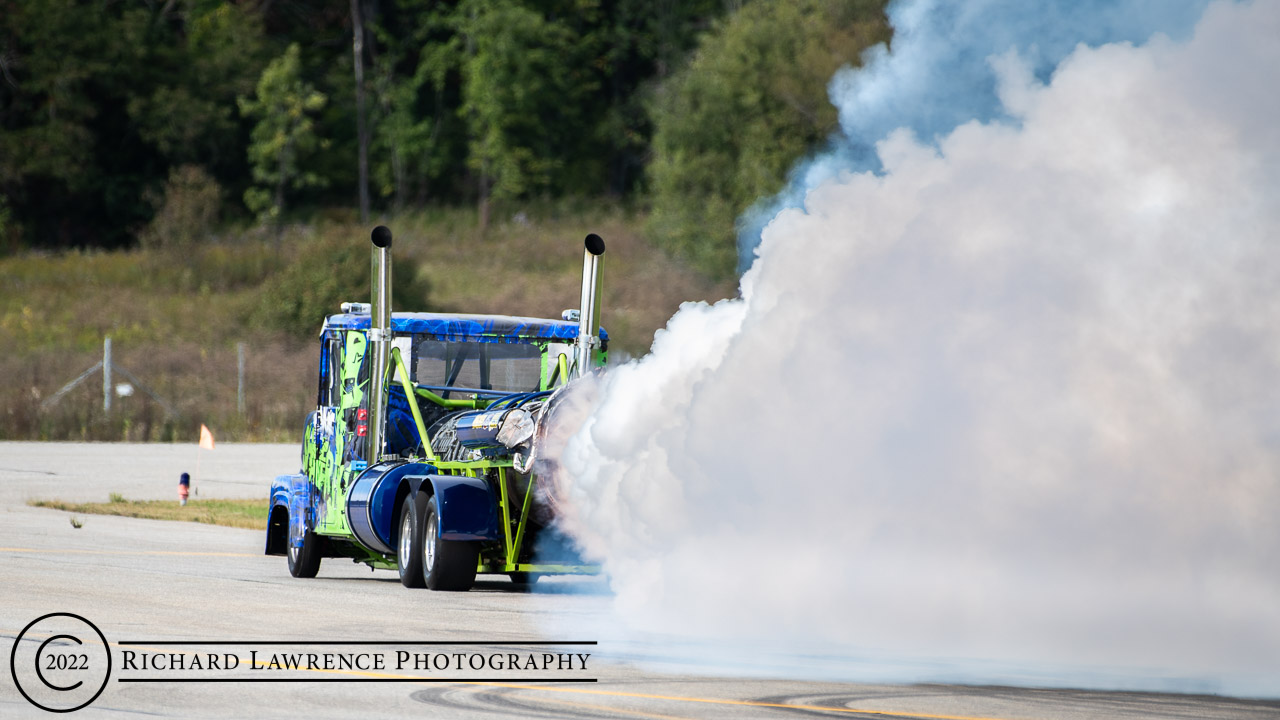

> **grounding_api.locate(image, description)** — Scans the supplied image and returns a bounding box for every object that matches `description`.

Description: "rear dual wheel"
[398,494,478,591]
[397,499,426,588]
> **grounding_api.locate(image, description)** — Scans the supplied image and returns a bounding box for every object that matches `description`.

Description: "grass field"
[1,205,734,443]
[28,495,268,530]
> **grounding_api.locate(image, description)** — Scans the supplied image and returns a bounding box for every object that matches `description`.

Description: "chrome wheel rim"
[399,512,412,568]
[288,522,300,565]
[424,512,437,573]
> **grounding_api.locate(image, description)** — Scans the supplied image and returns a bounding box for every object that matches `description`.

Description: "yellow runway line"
[485,683,1018,720]
[520,693,699,720]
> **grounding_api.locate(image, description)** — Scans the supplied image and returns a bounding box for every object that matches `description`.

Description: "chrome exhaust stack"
[574,234,605,378]
[368,225,393,462]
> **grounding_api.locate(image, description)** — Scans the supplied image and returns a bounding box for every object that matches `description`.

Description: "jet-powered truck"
[265,226,607,591]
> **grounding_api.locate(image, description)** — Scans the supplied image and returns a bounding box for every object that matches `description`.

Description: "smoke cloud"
[737,0,1212,267]
[544,0,1280,697]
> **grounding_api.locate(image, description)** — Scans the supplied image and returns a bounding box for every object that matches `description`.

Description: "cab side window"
[319,336,341,406]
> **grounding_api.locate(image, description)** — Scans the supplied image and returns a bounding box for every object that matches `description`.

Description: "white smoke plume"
[737,0,1215,267]
[544,0,1280,697]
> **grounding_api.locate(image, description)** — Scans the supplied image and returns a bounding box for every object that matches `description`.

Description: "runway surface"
[2,442,1276,719]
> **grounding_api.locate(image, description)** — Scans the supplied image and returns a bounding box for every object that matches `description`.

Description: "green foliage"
[252,230,431,338]
[648,0,890,277]
[252,233,366,336]
[139,166,223,251]
[457,0,591,203]
[360,0,725,211]
[0,195,11,246]
[367,3,463,209]
[127,3,266,165]
[0,0,111,190]
[2,0,836,258]
[0,1,143,247]
[238,44,329,225]
[0,1,265,249]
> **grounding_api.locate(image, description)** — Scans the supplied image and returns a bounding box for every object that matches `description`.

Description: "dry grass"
[28,496,268,530]
[394,204,736,357]
[0,204,735,442]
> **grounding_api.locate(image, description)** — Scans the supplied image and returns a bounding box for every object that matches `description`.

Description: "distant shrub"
[647,0,889,278]
[140,165,223,250]
[252,230,430,338]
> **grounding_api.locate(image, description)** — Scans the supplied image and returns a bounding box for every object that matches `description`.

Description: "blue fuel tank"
[346,460,421,554]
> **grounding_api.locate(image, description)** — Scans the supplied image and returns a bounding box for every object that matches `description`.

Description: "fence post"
[237,342,246,417]
[103,336,112,414]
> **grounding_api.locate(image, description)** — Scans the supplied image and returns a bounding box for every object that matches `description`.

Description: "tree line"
[0,0,888,278]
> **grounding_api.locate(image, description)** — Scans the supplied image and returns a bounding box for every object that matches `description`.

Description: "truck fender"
[265,473,312,555]
[404,474,500,542]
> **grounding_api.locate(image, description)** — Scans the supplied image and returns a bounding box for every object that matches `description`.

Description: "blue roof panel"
[324,312,608,342]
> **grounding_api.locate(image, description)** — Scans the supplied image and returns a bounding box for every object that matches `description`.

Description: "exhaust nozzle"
[368,225,393,462]
[575,233,605,378]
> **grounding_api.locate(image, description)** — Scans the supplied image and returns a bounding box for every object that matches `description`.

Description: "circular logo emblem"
[10,613,112,713]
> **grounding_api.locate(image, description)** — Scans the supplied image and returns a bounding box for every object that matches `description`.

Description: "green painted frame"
[386,347,598,577]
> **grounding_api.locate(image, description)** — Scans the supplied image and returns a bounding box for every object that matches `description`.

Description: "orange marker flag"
[199,424,215,450]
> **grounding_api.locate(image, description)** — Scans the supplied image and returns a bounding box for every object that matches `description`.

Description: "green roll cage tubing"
[383,346,597,577]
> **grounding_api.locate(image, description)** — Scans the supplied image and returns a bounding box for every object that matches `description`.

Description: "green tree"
[128,3,266,169]
[456,0,592,229]
[0,1,268,250]
[366,1,464,211]
[647,0,890,277]
[0,1,141,248]
[0,194,11,248]
[238,44,329,226]
[588,0,725,195]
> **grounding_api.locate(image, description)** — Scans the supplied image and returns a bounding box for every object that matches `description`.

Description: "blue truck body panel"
[266,473,313,549]
[418,473,500,541]
[322,311,608,343]
[303,461,503,556]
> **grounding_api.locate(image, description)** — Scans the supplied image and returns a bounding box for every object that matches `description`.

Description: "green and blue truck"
[264,226,606,590]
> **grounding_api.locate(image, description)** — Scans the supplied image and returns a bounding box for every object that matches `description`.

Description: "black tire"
[287,515,322,578]
[397,496,426,588]
[508,572,540,586]
[422,495,479,591]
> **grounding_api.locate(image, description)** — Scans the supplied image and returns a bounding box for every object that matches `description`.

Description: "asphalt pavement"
[2,442,1277,719]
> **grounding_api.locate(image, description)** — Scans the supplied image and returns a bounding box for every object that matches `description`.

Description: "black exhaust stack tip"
[371,225,393,248]
[585,233,605,256]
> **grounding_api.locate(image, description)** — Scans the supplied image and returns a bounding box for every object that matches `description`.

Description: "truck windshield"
[413,340,542,394]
